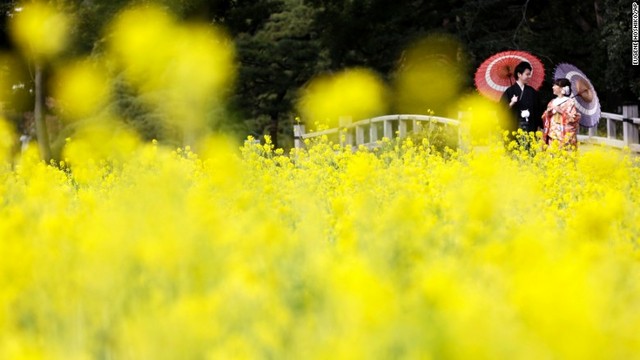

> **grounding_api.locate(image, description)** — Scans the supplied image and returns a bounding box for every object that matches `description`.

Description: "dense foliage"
[0,0,638,148]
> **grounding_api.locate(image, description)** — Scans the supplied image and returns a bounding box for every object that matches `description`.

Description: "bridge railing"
[578,105,640,153]
[293,105,640,153]
[293,114,462,149]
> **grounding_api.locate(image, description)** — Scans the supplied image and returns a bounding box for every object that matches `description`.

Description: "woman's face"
[552,84,563,96]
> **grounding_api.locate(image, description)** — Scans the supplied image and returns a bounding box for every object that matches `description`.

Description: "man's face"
[518,69,532,84]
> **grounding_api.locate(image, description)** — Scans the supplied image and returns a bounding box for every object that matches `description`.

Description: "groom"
[500,61,542,133]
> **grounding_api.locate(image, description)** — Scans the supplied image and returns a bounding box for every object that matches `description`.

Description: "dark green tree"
[599,0,640,105]
[230,0,325,148]
[457,0,638,110]
[2,0,637,150]
[306,0,463,74]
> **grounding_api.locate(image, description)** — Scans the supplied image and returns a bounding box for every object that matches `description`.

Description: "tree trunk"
[34,63,51,162]
[268,91,287,148]
[269,114,279,149]
[594,1,603,28]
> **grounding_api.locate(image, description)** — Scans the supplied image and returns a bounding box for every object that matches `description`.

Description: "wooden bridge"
[293,105,640,153]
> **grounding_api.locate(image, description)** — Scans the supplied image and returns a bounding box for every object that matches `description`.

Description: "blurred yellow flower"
[297,68,389,127]
[394,34,466,115]
[0,117,15,163]
[51,59,110,120]
[106,5,236,136]
[107,5,176,89]
[9,1,71,60]
[454,93,509,145]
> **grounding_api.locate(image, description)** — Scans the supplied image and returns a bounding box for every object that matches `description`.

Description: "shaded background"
[0,0,637,148]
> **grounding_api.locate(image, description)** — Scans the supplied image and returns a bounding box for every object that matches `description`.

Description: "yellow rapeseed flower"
[9,1,71,60]
[51,59,110,120]
[297,68,388,127]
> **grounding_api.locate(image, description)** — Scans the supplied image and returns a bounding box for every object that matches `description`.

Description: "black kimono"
[500,83,541,132]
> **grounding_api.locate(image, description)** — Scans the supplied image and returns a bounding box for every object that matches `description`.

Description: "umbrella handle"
[572,89,590,100]
[576,89,588,97]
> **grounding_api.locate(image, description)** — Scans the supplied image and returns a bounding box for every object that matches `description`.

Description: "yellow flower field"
[2,3,640,359]
[0,126,639,359]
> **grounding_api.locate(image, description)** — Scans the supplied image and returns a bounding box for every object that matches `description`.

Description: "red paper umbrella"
[474,50,545,101]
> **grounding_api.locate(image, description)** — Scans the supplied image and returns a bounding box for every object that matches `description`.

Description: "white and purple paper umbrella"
[554,63,601,128]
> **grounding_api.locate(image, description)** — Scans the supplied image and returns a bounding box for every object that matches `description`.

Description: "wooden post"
[413,119,422,134]
[34,63,51,161]
[622,104,639,146]
[293,123,305,148]
[339,116,353,147]
[383,119,393,139]
[369,120,378,143]
[355,125,365,145]
[607,117,617,140]
[457,111,469,151]
[398,116,407,138]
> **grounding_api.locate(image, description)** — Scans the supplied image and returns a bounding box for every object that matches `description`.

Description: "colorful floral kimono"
[542,97,581,147]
